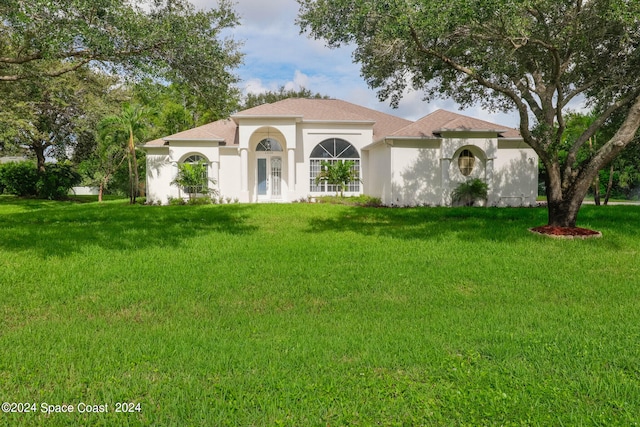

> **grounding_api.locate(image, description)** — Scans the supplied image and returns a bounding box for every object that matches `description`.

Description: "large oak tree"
[298,0,640,227]
[0,0,242,116]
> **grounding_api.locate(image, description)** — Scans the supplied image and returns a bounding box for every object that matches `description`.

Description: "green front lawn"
[1,197,639,426]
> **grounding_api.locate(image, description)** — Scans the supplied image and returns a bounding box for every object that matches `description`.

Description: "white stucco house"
[143,98,538,206]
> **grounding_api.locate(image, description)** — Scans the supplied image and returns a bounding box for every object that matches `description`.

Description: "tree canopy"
[298,0,640,227]
[0,0,242,116]
[0,66,126,170]
[241,86,329,110]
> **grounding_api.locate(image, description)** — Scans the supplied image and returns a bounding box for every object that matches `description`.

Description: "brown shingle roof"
[391,109,521,139]
[143,119,239,146]
[234,98,412,141]
[144,102,519,148]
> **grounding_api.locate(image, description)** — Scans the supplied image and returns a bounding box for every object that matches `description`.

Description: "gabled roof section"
[143,119,239,147]
[234,98,412,140]
[390,109,521,139]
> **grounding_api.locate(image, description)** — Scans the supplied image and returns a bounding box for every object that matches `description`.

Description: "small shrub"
[315,194,383,207]
[168,197,186,206]
[451,178,489,206]
[187,196,212,205]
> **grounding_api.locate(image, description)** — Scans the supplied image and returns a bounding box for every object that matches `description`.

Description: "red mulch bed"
[529,225,602,239]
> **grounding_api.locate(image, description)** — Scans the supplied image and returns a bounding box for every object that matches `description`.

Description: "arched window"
[181,154,208,195]
[458,149,475,176]
[256,138,283,152]
[309,138,360,193]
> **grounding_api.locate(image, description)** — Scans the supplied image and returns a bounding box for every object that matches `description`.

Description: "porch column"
[485,158,495,206]
[240,148,250,202]
[287,148,296,194]
[210,161,220,195]
[441,158,451,206]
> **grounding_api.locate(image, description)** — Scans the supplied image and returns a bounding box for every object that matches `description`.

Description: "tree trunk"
[588,137,601,206]
[129,131,139,204]
[32,142,47,173]
[546,196,583,227]
[127,152,134,204]
[604,164,614,205]
[544,166,588,228]
[98,181,104,203]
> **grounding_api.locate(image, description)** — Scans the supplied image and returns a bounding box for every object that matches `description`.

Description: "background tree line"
[0,0,331,202]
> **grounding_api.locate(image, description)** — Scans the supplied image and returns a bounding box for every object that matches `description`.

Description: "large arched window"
[181,154,209,195]
[309,138,360,193]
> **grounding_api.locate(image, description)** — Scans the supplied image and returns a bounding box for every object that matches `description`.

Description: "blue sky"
[201,0,520,127]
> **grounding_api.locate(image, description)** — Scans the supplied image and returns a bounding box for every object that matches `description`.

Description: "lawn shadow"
[0,200,258,258]
[306,205,550,242]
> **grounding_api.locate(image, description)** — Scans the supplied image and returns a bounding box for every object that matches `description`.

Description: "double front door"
[257,155,282,200]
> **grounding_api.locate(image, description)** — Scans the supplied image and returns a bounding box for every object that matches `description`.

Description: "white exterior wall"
[387,139,443,206]
[380,133,537,207]
[145,119,538,207]
[145,141,223,204]
[493,140,538,206]
[217,148,241,201]
[146,147,173,205]
[364,143,391,203]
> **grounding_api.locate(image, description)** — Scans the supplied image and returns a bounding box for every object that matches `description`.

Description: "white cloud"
[196,0,521,127]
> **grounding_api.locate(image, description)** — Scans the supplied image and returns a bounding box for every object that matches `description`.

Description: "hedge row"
[0,161,81,200]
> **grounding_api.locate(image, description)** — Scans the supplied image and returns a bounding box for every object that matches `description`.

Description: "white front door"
[257,155,282,200]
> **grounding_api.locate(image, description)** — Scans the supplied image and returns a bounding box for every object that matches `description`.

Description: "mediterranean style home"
[143,98,538,206]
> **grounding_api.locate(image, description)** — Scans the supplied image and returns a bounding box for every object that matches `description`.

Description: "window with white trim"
[309,138,360,193]
[458,149,475,176]
[182,154,208,195]
[256,138,283,152]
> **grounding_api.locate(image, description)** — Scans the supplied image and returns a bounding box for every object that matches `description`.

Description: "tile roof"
[390,109,521,139]
[234,98,412,141]
[143,119,239,146]
[143,101,519,147]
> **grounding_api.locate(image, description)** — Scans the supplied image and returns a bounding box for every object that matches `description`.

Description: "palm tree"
[451,178,489,206]
[314,160,361,197]
[171,160,217,201]
[100,104,148,203]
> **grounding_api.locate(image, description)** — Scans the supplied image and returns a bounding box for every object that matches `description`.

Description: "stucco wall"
[217,148,241,201]
[145,122,538,207]
[492,140,538,206]
[389,139,442,206]
[365,143,391,203]
[146,148,173,204]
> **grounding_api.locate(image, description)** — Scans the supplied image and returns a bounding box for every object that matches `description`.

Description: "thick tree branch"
[564,90,640,181]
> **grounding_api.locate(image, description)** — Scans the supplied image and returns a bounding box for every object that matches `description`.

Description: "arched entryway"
[255,137,284,201]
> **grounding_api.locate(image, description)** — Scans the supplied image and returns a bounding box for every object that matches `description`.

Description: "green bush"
[168,197,186,205]
[451,178,489,206]
[187,196,212,205]
[36,163,81,200]
[0,161,80,199]
[316,194,383,207]
[0,161,39,196]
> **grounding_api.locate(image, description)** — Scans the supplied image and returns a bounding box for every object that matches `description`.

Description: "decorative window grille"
[256,138,283,152]
[458,149,475,176]
[182,154,208,195]
[309,138,360,193]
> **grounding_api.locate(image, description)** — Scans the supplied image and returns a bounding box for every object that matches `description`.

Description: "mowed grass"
[0,196,639,426]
